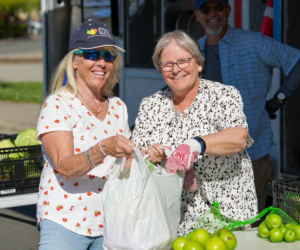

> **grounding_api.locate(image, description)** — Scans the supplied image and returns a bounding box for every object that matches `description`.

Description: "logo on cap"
[86,27,113,40]
[87,28,98,35]
[99,27,113,40]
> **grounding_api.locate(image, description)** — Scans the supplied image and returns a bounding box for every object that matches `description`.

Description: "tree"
[0,0,40,16]
[0,0,41,38]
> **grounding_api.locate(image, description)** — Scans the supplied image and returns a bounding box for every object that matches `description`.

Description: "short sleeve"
[117,98,131,139]
[208,85,254,148]
[37,95,73,142]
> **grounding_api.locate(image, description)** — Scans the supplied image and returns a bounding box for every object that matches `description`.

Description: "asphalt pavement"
[0,35,43,82]
[0,35,43,250]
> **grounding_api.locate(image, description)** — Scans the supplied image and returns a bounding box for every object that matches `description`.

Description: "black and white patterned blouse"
[131,79,258,235]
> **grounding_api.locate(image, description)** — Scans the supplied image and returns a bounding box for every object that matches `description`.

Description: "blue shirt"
[203,44,223,83]
[198,26,300,161]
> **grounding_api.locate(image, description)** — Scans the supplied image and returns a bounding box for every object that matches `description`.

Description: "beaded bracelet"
[98,140,107,156]
[86,148,97,168]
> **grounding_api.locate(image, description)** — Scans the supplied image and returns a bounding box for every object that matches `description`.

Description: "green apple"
[187,232,194,240]
[258,221,270,239]
[183,240,203,250]
[212,229,221,237]
[172,236,188,250]
[284,229,296,242]
[212,229,237,250]
[265,214,282,230]
[269,228,284,243]
[285,222,296,230]
[190,228,211,246]
[293,225,300,240]
[280,225,287,235]
[205,236,228,250]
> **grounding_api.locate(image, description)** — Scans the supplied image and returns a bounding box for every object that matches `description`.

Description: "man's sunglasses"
[200,3,225,14]
[74,49,116,62]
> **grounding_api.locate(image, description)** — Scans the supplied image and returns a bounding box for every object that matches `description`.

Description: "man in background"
[194,0,300,224]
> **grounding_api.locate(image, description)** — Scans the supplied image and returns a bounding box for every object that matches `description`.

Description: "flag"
[260,0,274,37]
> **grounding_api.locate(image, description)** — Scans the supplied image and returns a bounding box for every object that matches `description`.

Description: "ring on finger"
[156,154,160,157]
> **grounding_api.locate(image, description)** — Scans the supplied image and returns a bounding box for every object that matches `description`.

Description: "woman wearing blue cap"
[36,20,134,249]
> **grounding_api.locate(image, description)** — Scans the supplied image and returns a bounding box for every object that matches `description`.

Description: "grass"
[0,82,43,103]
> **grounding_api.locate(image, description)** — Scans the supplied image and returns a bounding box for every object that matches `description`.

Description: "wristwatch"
[193,136,206,155]
[277,93,287,104]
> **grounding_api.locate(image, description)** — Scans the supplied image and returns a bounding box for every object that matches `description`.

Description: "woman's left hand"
[165,139,201,173]
[143,144,171,164]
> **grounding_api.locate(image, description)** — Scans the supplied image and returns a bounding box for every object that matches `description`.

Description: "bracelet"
[98,140,107,156]
[85,149,93,168]
[193,136,206,155]
[86,148,97,168]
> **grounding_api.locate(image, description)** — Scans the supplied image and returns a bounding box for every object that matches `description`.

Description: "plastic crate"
[272,178,300,223]
[0,134,44,196]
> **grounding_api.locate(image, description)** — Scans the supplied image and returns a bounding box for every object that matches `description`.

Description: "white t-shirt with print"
[36,91,131,237]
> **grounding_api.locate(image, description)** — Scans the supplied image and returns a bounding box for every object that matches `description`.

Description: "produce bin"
[0,134,44,196]
[272,178,300,223]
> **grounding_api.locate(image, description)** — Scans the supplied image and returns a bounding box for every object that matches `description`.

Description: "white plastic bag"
[102,147,184,250]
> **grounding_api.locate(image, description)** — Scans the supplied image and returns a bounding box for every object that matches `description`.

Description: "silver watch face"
[278,93,286,100]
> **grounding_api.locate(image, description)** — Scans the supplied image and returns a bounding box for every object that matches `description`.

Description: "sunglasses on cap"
[74,49,116,62]
[200,3,225,14]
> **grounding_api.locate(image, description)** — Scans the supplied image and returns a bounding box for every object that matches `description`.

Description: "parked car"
[26,20,42,35]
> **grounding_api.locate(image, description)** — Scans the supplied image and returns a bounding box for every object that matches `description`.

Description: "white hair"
[152,30,205,75]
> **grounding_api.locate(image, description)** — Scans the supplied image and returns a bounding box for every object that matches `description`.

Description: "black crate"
[272,178,300,223]
[0,134,44,196]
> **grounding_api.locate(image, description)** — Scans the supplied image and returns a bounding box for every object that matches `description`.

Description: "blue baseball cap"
[195,0,228,10]
[69,19,125,52]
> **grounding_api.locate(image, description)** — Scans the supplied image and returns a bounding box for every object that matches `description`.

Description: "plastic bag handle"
[132,148,152,175]
[143,154,150,160]
[110,151,149,177]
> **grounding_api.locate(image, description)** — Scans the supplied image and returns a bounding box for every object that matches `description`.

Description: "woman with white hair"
[36,20,134,249]
[131,30,258,235]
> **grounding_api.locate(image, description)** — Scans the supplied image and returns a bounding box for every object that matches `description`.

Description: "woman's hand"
[101,135,135,158]
[124,144,172,171]
[143,144,172,164]
[165,139,201,173]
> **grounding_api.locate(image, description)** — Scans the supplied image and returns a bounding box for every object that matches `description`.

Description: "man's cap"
[69,19,125,52]
[195,0,228,10]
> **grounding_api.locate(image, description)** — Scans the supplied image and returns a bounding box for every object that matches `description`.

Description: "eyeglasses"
[74,49,116,62]
[159,57,193,72]
[200,3,225,15]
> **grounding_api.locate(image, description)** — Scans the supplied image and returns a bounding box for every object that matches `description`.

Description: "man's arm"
[266,58,300,118]
[277,57,300,98]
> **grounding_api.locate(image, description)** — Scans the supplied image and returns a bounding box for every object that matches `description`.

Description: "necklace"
[78,92,104,116]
